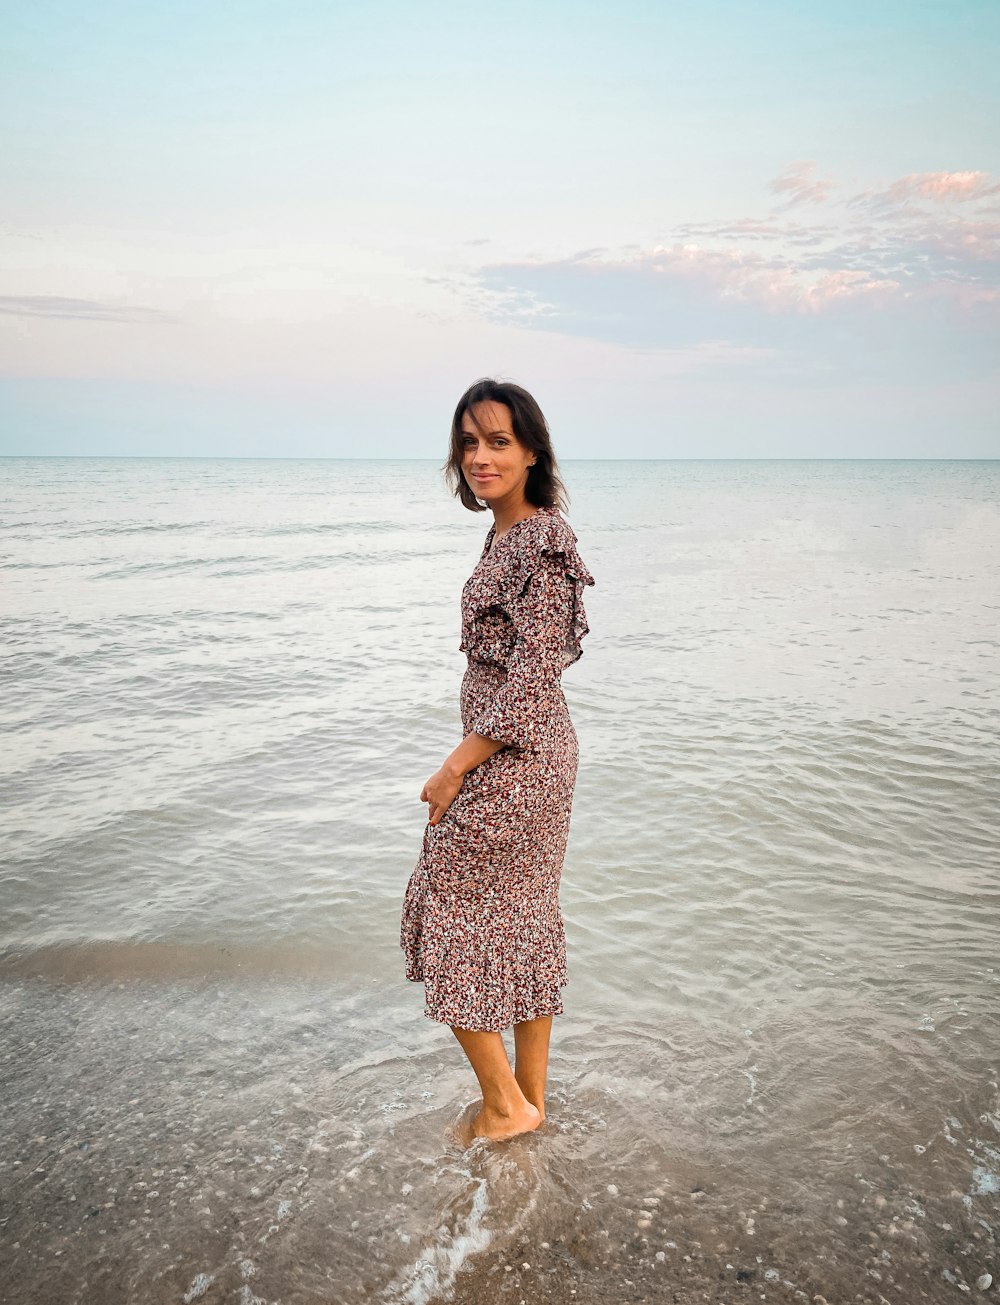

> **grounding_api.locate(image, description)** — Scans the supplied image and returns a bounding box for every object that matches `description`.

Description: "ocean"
[1,456,998,1304]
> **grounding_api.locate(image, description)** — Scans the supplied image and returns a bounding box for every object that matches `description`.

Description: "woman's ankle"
[515,1076,545,1107]
[483,1089,533,1120]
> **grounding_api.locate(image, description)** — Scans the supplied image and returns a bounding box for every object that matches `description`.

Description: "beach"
[2,456,998,1303]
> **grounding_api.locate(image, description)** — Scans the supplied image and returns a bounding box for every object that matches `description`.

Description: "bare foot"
[452,1101,484,1148]
[471,1101,542,1142]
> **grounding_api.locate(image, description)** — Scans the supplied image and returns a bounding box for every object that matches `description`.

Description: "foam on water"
[383,1172,493,1305]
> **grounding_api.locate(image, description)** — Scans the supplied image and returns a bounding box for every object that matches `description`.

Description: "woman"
[400,377,595,1142]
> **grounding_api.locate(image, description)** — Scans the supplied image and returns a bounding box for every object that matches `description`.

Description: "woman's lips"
[471,473,499,481]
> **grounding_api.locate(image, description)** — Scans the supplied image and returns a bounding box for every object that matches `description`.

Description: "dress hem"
[420,991,566,1032]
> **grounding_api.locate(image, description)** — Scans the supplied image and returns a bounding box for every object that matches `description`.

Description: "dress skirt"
[400,660,575,1031]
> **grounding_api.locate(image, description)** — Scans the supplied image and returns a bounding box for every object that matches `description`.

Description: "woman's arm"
[421,732,506,827]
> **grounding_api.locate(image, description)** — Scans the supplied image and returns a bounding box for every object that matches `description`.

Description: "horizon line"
[2,455,999,463]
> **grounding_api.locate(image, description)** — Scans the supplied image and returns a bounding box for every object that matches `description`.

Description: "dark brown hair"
[444,377,569,513]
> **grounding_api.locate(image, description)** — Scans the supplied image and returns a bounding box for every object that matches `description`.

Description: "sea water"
[1,457,998,1303]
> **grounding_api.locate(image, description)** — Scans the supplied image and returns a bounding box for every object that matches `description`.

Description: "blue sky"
[1,0,998,456]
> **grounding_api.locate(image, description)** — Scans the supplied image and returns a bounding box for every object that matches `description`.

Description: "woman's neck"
[491,498,541,538]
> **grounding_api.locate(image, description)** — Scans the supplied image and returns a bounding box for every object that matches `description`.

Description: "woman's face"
[460,400,536,505]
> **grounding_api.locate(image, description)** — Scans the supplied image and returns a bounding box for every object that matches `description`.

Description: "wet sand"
[2,973,996,1305]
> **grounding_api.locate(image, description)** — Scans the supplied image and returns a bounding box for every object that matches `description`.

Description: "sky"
[1,0,998,458]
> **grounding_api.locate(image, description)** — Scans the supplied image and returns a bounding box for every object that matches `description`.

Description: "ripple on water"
[2,458,999,1300]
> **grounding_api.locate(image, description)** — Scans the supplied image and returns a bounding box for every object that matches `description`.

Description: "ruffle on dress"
[460,505,596,672]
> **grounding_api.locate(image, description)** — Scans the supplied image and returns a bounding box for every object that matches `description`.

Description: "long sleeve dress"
[399,504,595,1032]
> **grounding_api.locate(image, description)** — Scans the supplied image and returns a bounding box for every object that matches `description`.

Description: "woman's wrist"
[442,754,468,781]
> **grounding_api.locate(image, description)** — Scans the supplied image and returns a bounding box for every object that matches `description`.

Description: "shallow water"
[2,457,998,1303]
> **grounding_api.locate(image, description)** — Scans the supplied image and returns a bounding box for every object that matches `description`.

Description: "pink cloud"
[799,269,902,313]
[886,171,1000,203]
[906,216,1000,266]
[768,161,836,206]
[852,171,1000,216]
[639,246,902,315]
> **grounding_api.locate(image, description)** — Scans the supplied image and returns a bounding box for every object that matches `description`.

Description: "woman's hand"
[420,763,464,826]
[419,734,507,827]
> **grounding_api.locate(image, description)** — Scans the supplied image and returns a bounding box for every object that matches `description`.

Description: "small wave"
[233,522,400,537]
[68,521,217,537]
[380,1174,492,1305]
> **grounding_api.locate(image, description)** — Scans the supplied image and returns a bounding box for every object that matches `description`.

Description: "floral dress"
[400,504,596,1031]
